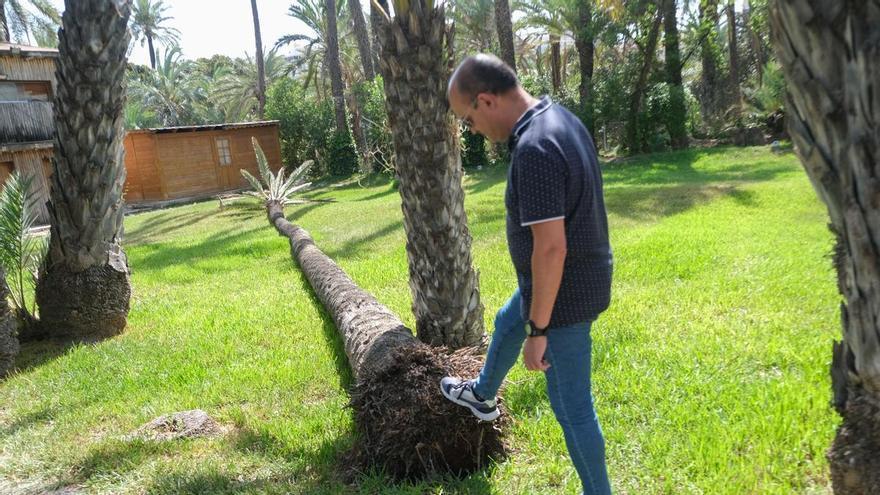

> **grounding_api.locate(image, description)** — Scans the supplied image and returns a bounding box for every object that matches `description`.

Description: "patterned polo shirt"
[505,96,613,328]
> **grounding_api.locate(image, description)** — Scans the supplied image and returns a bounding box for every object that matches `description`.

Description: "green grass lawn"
[0,146,838,494]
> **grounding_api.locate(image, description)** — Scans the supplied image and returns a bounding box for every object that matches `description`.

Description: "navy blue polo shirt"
[505,96,613,328]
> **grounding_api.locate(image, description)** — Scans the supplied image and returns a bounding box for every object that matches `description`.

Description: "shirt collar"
[508,95,553,151]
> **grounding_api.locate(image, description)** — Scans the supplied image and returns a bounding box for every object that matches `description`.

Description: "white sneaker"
[439,377,500,421]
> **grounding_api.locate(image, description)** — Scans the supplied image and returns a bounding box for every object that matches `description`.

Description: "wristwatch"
[525,320,548,337]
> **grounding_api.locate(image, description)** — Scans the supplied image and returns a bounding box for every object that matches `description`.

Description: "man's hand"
[523,336,550,371]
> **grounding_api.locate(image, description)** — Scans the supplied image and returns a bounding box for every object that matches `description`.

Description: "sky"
[45,0,352,66]
[41,0,749,67]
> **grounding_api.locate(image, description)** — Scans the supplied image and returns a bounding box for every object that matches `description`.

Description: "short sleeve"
[514,142,567,226]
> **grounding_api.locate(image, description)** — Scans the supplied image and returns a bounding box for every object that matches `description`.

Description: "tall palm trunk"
[350,0,374,80]
[698,0,721,128]
[0,1,9,43]
[725,0,741,117]
[374,2,486,349]
[550,33,561,94]
[35,0,132,339]
[770,1,880,493]
[575,0,594,132]
[370,0,388,78]
[251,0,266,119]
[0,267,18,378]
[663,0,688,149]
[494,0,516,71]
[147,32,156,69]
[626,9,662,154]
[743,0,764,88]
[324,0,347,133]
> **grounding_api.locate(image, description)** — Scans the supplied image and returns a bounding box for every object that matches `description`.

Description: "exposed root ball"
[349,343,508,480]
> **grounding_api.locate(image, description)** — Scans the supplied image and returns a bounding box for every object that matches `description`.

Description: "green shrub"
[353,78,393,173]
[328,130,358,176]
[265,78,335,178]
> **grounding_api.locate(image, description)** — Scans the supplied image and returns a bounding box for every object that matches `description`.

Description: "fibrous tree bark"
[350,0,375,80]
[35,0,132,339]
[0,266,18,378]
[574,0,594,132]
[374,1,486,349]
[662,0,688,149]
[769,1,880,493]
[494,0,516,71]
[250,0,267,119]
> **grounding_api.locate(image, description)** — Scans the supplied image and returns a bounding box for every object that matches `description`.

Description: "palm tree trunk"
[575,0,594,132]
[350,0,374,81]
[550,33,561,94]
[494,0,516,71]
[0,266,18,378]
[699,0,721,128]
[35,0,132,339]
[375,4,486,349]
[267,201,414,380]
[0,0,9,43]
[147,32,156,70]
[324,0,347,133]
[370,0,387,78]
[744,0,764,88]
[264,200,504,477]
[726,0,741,117]
[251,0,267,119]
[626,9,662,154]
[663,0,688,149]
[770,1,880,493]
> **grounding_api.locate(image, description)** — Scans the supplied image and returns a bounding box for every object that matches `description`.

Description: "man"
[440,54,614,495]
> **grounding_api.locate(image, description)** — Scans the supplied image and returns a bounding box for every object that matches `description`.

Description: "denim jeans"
[473,288,612,495]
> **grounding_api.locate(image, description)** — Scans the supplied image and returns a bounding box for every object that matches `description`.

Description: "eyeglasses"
[457,95,480,131]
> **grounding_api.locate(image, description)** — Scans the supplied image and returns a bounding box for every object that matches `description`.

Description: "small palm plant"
[241,137,313,205]
[0,172,48,330]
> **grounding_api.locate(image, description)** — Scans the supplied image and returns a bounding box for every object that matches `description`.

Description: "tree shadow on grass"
[322,220,403,261]
[464,165,508,197]
[133,225,269,274]
[5,337,80,377]
[604,183,761,222]
[126,207,218,245]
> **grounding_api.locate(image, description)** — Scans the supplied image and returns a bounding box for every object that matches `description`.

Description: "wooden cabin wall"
[123,125,283,203]
[0,148,53,223]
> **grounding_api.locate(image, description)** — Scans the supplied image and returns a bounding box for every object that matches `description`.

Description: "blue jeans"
[474,288,611,495]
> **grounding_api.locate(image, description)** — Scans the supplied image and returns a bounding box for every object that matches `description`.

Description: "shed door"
[215,137,237,190]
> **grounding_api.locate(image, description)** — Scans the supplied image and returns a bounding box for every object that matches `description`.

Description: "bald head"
[448,54,518,101]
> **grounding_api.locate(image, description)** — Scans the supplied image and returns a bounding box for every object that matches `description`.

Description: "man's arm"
[523,218,566,371]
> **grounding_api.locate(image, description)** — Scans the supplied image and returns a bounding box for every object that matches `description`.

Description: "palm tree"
[450,0,495,55]
[213,48,292,122]
[249,139,504,478]
[698,0,723,128]
[348,0,374,80]
[374,1,486,348]
[250,0,267,119]
[130,47,204,126]
[0,0,61,46]
[130,0,180,70]
[277,0,351,96]
[662,0,687,148]
[35,0,132,339]
[725,0,742,116]
[770,2,880,492]
[494,0,517,70]
[324,0,347,133]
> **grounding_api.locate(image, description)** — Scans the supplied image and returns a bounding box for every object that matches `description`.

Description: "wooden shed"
[0,43,59,223]
[123,121,283,204]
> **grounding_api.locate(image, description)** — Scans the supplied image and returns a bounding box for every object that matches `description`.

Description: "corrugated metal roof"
[0,43,59,58]
[127,120,280,135]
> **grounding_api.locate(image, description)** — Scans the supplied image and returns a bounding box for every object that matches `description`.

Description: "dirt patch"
[128,409,228,441]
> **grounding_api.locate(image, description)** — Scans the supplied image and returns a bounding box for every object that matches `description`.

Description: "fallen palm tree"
[243,139,506,479]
